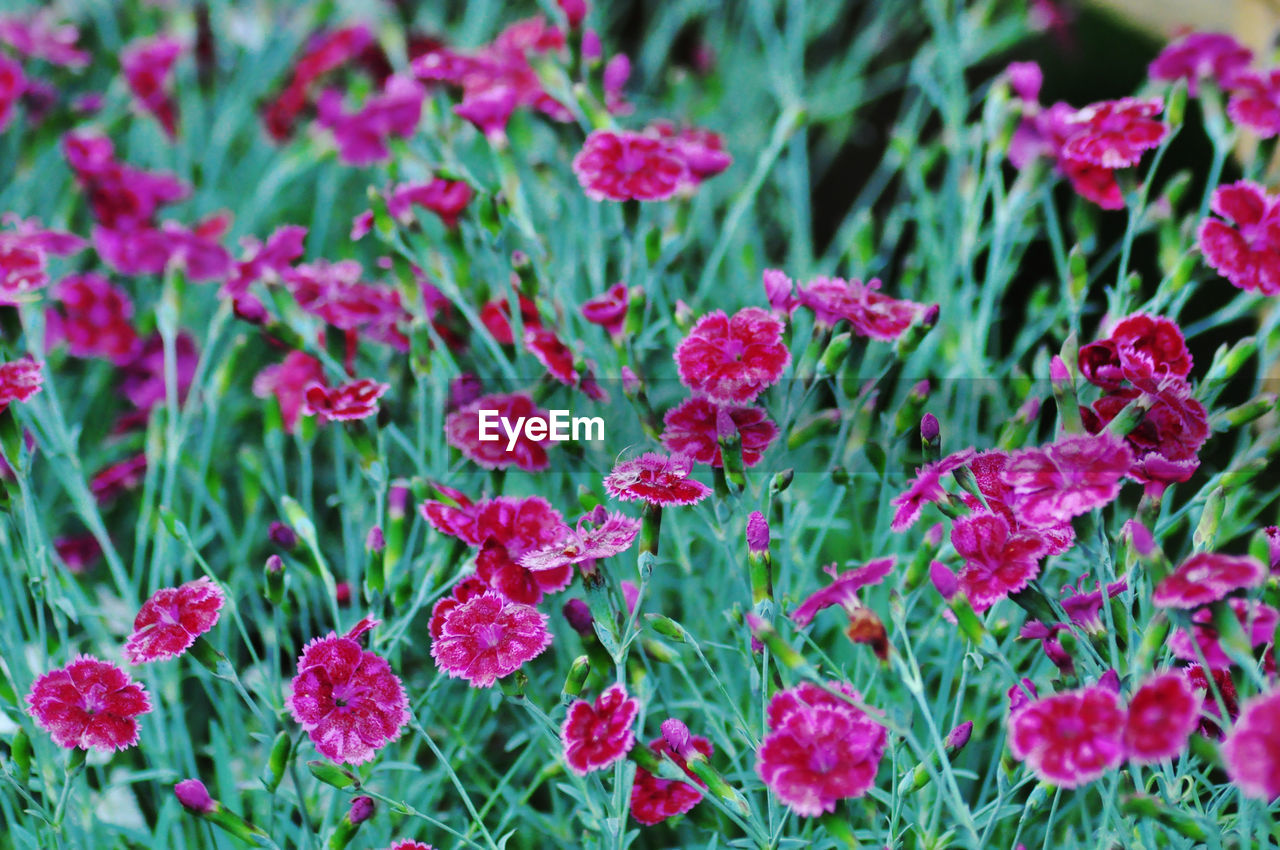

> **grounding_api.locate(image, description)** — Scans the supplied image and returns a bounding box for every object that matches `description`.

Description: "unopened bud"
[175,779,216,814]
[269,521,298,550]
[746,511,770,554]
[930,561,959,600]
[944,721,973,753]
[562,599,595,637]
[661,719,692,757]
[562,655,591,701]
[349,796,375,825]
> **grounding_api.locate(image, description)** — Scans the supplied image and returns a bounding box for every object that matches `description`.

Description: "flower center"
[475,623,505,650]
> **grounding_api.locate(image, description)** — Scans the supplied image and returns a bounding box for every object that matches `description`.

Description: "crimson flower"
[0,356,43,413]
[0,53,23,133]
[661,397,778,467]
[631,734,713,824]
[124,577,225,664]
[1001,431,1131,527]
[951,511,1047,611]
[1123,672,1202,763]
[1060,97,1168,168]
[446,392,551,471]
[1007,685,1126,787]
[1227,70,1280,137]
[572,130,688,201]
[1198,181,1280,295]
[1077,313,1193,390]
[303,379,390,422]
[121,35,183,138]
[581,282,630,338]
[603,452,710,506]
[1222,686,1280,800]
[254,351,327,433]
[27,656,152,751]
[1152,552,1267,609]
[47,273,139,363]
[674,307,789,404]
[430,591,552,687]
[561,684,639,775]
[1148,32,1251,95]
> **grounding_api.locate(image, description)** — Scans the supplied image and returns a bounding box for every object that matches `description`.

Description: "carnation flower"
[603,452,710,507]
[0,53,24,133]
[1168,598,1278,670]
[889,448,976,532]
[1001,431,1131,527]
[426,575,491,640]
[55,534,102,574]
[1060,97,1168,168]
[262,26,376,141]
[788,273,932,338]
[1185,665,1238,738]
[661,397,778,467]
[1,215,87,302]
[303,379,390,422]
[1009,100,1125,209]
[471,497,569,604]
[0,356,43,413]
[1148,32,1251,95]
[1198,181,1280,295]
[757,681,887,816]
[645,121,733,187]
[1152,552,1267,609]
[90,453,147,502]
[1222,686,1280,800]
[63,131,190,230]
[791,558,894,627]
[1227,70,1280,137]
[0,12,90,69]
[120,332,198,414]
[254,351,327,433]
[519,510,642,573]
[1077,313,1193,390]
[288,619,409,764]
[431,590,552,687]
[121,35,183,138]
[561,684,639,775]
[961,450,1074,552]
[1007,685,1126,787]
[351,178,473,239]
[1123,672,1202,763]
[282,259,410,350]
[673,307,789,404]
[387,841,436,850]
[572,129,688,201]
[524,328,577,385]
[631,733,713,825]
[26,655,152,751]
[951,511,1047,612]
[581,282,630,338]
[317,74,424,166]
[446,392,551,471]
[46,273,139,363]
[124,577,225,664]
[1083,381,1209,491]
[1058,574,1128,633]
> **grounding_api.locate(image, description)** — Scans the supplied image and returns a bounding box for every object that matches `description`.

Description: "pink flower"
[1060,98,1168,168]
[387,843,436,850]
[123,577,225,664]
[1185,665,1237,738]
[961,450,1074,552]
[561,684,639,775]
[746,511,770,554]
[1148,32,1251,95]
[1152,552,1267,609]
[0,13,90,69]
[572,130,688,201]
[1007,685,1126,787]
[1077,313,1193,390]
[581,283,629,338]
[288,619,409,764]
[426,575,491,640]
[1059,575,1128,633]
[1222,686,1280,800]
[1123,672,1202,763]
[120,332,198,413]
[431,591,552,687]
[445,392,552,471]
[91,453,147,502]
[468,497,569,605]
[254,351,327,433]
[262,26,376,141]
[661,397,778,467]
[645,121,733,187]
[0,356,42,413]
[47,273,139,363]
[1001,431,1131,527]
[1198,181,1280,295]
[1083,381,1209,491]
[94,218,234,282]
[791,559,894,627]
[0,53,24,132]
[1227,70,1280,137]
[788,273,932,338]
[1010,101,1125,209]
[351,179,474,238]
[55,534,102,574]
[1268,526,1280,573]
[518,510,641,573]
[524,328,578,385]
[63,131,190,230]
[0,215,87,303]
[26,656,152,751]
[889,448,976,532]
[1169,599,1278,670]
[121,35,183,139]
[283,260,410,351]
[603,452,710,507]
[631,733,713,824]
[756,681,887,816]
[317,74,424,166]
[674,307,789,404]
[951,511,1047,611]
[303,379,390,422]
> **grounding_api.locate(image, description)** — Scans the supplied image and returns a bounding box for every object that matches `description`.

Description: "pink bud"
[562,598,594,636]
[920,303,940,328]
[349,795,375,824]
[924,522,945,547]
[265,554,284,574]
[1016,396,1041,421]
[1005,61,1043,102]
[365,526,385,553]
[335,582,352,607]
[582,30,602,62]
[661,718,692,757]
[1097,669,1120,692]
[909,379,931,399]
[620,365,640,394]
[450,373,483,410]
[944,720,973,752]
[746,511,770,554]
[557,0,588,29]
[268,521,297,549]
[388,481,409,519]
[1266,526,1279,573]
[1049,355,1072,386]
[920,413,940,443]
[929,561,958,600]
[762,269,794,312]
[1123,519,1156,557]
[174,779,216,814]
[603,54,630,98]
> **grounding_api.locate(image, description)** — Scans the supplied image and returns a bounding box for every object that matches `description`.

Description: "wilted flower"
[26,656,152,751]
[561,684,639,774]
[124,577,225,664]
[791,558,894,627]
[431,591,552,687]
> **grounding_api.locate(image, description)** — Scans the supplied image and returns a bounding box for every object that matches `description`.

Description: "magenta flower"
[1185,665,1237,739]
[1227,70,1280,137]
[0,356,42,413]
[351,178,473,239]
[426,576,491,640]
[288,619,409,764]
[63,131,190,230]
[1198,181,1280,295]
[1060,97,1168,168]
[661,397,778,467]
[254,351,327,433]
[961,450,1074,552]
[46,273,139,363]
[120,332,198,414]
[1083,380,1209,492]
[446,392,551,472]
[674,307,789,404]
[631,733,712,825]
[1001,431,1131,527]
[1007,685,1126,787]
[386,841,435,850]
[90,453,147,503]
[951,511,1047,611]
[0,13,90,69]
[1059,575,1128,633]
[430,590,552,687]
[471,497,569,605]
[786,273,932,338]
[55,534,102,574]
[1152,552,1267,609]
[524,327,578,385]
[261,26,376,141]
[889,447,976,532]
[561,684,639,775]
[756,681,887,816]
[1010,100,1125,209]
[317,74,424,166]
[0,53,23,132]
[791,558,894,627]
[1169,598,1278,670]
[1149,32,1251,95]
[1123,672,1202,764]
[572,129,688,201]
[1077,313,1193,390]
[645,121,733,188]
[0,215,87,302]
[1222,686,1280,800]
[124,577,225,664]
[518,510,641,573]
[746,511,770,554]
[26,656,152,751]
[303,379,390,423]
[581,282,630,338]
[281,259,410,351]
[603,452,711,507]
[121,35,183,139]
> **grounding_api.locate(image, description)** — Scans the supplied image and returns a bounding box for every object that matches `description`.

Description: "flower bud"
[264,554,285,604]
[561,655,591,701]
[944,721,973,753]
[1097,669,1120,692]
[770,468,794,494]
[175,779,216,814]
[349,796,375,825]
[1193,486,1226,551]
[562,598,595,637]
[308,760,359,790]
[929,561,958,600]
[269,521,298,550]
[660,719,692,757]
[262,730,293,792]
[894,304,940,359]
[646,613,688,642]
